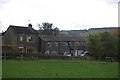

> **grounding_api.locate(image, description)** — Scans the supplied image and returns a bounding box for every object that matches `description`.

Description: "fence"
[2,53,82,60]
[3,53,118,62]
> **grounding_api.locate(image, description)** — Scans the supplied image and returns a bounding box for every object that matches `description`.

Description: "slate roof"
[9,25,38,34]
[39,35,85,42]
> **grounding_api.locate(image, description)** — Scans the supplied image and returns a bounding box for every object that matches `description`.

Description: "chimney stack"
[28,23,32,28]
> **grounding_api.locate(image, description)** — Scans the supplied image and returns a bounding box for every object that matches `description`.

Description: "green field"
[2,60,118,78]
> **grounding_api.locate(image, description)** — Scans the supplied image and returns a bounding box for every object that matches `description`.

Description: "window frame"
[47,42,52,47]
[26,36,35,42]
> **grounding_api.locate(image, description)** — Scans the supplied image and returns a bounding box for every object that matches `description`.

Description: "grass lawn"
[2,59,118,78]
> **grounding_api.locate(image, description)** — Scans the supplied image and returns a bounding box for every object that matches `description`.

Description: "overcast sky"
[0,0,119,32]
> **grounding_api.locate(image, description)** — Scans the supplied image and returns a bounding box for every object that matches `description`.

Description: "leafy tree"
[100,32,114,58]
[118,29,120,61]
[87,33,101,60]
[37,22,60,36]
[53,27,60,36]
[111,29,119,61]
[87,30,119,61]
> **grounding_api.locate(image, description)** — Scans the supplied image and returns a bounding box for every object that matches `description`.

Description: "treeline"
[87,29,119,61]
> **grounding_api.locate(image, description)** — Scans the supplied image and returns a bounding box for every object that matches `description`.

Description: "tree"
[87,30,119,61]
[100,32,114,58]
[37,22,60,36]
[110,29,119,61]
[53,27,60,36]
[87,33,101,60]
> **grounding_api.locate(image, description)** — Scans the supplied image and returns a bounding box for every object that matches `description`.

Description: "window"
[80,42,84,45]
[45,50,50,55]
[68,42,72,46]
[27,36,33,42]
[48,42,52,47]
[26,48,35,53]
[75,42,80,46]
[19,36,23,41]
[55,42,58,47]
[64,42,68,46]
[18,47,24,53]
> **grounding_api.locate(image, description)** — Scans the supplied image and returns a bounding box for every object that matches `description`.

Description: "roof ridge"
[9,25,28,28]
[9,25,37,34]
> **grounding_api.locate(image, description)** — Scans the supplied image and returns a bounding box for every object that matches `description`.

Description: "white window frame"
[19,36,23,41]
[18,47,24,53]
[48,42,52,47]
[27,36,32,42]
